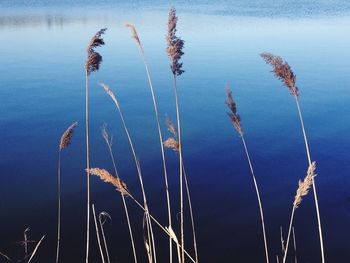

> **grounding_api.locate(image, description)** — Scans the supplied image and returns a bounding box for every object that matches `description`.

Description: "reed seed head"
[293,162,316,208]
[261,52,299,97]
[166,7,185,76]
[59,122,78,151]
[125,23,143,52]
[85,28,107,75]
[100,82,120,109]
[87,168,129,196]
[164,116,179,152]
[225,86,243,136]
[101,123,113,148]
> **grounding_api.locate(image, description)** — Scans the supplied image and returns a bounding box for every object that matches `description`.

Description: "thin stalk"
[24,228,29,261]
[28,235,45,263]
[105,142,137,263]
[92,204,105,263]
[172,75,184,263]
[282,208,295,263]
[99,215,111,263]
[0,251,10,261]
[241,135,269,263]
[85,69,91,263]
[183,164,198,262]
[135,38,173,263]
[292,227,297,263]
[102,84,157,262]
[128,194,196,263]
[294,96,324,263]
[56,152,61,263]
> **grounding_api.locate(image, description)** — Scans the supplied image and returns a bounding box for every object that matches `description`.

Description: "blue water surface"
[0,1,349,262]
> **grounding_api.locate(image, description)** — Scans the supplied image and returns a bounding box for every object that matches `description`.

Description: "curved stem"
[85,70,90,263]
[294,96,324,263]
[138,46,173,263]
[241,135,269,263]
[92,204,106,263]
[282,207,295,263]
[99,216,111,263]
[183,164,199,262]
[107,144,138,263]
[56,151,61,263]
[106,91,157,262]
[172,75,184,263]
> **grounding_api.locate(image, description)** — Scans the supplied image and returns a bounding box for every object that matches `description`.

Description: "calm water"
[1,1,350,262]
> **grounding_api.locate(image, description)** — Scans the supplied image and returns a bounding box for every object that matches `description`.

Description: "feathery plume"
[166,7,184,76]
[100,83,120,108]
[225,86,243,136]
[85,28,107,75]
[101,124,113,148]
[87,168,129,196]
[59,122,78,151]
[163,138,179,152]
[293,162,316,208]
[166,115,177,136]
[260,52,298,97]
[125,23,143,52]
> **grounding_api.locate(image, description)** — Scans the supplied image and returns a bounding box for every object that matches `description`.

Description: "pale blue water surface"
[0,1,350,262]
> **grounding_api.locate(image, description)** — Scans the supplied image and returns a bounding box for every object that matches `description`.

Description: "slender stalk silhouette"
[84,27,106,263]
[101,125,138,263]
[125,23,174,263]
[56,122,77,263]
[164,116,199,262]
[99,212,112,263]
[283,162,316,263]
[88,167,196,263]
[100,83,157,262]
[225,86,269,263]
[166,7,185,263]
[92,204,106,263]
[261,52,324,263]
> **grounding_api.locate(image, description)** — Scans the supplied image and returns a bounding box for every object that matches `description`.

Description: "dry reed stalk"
[164,116,199,263]
[84,27,106,263]
[261,52,324,263]
[56,122,77,263]
[27,235,45,263]
[225,86,270,263]
[280,226,285,255]
[0,251,10,261]
[92,204,106,263]
[292,227,297,263]
[166,7,185,263]
[282,162,316,263]
[100,83,157,262]
[99,212,112,263]
[101,125,138,263]
[88,166,196,263]
[125,22,174,263]
[24,227,30,260]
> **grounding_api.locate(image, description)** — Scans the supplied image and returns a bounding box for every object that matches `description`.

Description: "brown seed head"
[293,162,316,208]
[225,86,243,136]
[166,115,177,136]
[85,28,107,75]
[87,168,129,196]
[125,23,143,52]
[163,137,179,152]
[166,7,184,76]
[59,122,78,151]
[261,52,298,97]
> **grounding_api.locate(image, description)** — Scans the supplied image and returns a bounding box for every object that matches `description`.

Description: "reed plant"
[101,125,138,263]
[166,7,185,263]
[164,116,199,263]
[56,121,77,263]
[99,212,112,263]
[125,22,174,263]
[84,27,107,263]
[225,86,270,263]
[100,83,157,262]
[261,53,324,262]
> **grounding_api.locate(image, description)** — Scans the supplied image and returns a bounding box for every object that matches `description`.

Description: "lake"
[0,1,350,262]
